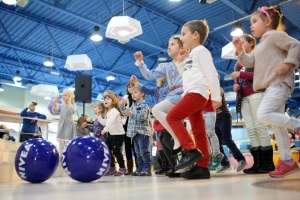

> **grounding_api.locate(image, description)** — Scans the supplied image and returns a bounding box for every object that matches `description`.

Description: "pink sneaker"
[269,159,299,178]
[104,167,116,176]
[114,168,127,176]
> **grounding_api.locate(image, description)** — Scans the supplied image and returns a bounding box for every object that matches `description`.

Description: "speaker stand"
[82,101,86,117]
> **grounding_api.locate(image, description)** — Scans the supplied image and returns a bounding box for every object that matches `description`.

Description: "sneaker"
[139,171,152,176]
[114,168,127,176]
[174,149,203,171]
[269,159,300,178]
[236,160,247,172]
[104,167,116,176]
[180,165,210,179]
[165,169,181,178]
[131,171,139,176]
[216,165,231,173]
[209,153,224,170]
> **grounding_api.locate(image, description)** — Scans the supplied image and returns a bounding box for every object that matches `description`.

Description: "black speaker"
[75,75,92,103]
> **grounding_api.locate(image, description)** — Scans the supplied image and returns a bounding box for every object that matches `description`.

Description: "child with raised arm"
[233,6,300,178]
[134,35,183,154]
[101,93,126,176]
[230,34,274,174]
[120,90,152,176]
[52,89,77,159]
[166,20,222,179]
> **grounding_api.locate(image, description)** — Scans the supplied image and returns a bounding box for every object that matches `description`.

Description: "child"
[52,89,77,158]
[233,6,300,177]
[120,90,151,176]
[214,87,247,173]
[166,20,222,179]
[230,34,274,174]
[134,35,183,154]
[131,75,179,177]
[87,102,107,141]
[76,116,90,136]
[101,92,126,176]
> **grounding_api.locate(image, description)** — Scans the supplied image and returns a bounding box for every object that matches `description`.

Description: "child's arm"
[233,37,255,68]
[130,75,156,96]
[96,115,106,126]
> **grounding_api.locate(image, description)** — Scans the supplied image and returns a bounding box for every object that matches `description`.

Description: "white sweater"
[176,45,221,102]
[103,108,125,135]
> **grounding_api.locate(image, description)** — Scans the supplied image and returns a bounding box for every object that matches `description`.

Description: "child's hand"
[177,49,189,63]
[232,37,243,53]
[275,63,293,76]
[101,130,106,135]
[134,51,143,62]
[130,75,138,84]
[118,98,125,105]
[233,84,240,92]
[230,71,240,79]
[212,101,222,111]
[124,109,132,116]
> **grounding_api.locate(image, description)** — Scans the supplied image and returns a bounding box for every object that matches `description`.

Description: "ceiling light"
[0,85,4,92]
[43,58,54,67]
[106,75,115,81]
[13,70,22,84]
[2,0,17,5]
[30,84,59,98]
[230,28,243,37]
[105,16,143,44]
[67,87,75,92]
[157,52,168,62]
[90,26,103,42]
[44,96,51,100]
[65,54,92,71]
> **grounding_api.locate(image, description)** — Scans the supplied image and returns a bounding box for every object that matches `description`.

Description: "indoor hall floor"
[1,170,300,200]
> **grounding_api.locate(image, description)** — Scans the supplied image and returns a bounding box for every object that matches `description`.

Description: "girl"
[166,20,222,179]
[230,34,275,174]
[87,102,107,141]
[134,35,183,154]
[76,116,89,136]
[101,92,126,176]
[233,6,300,178]
[53,89,77,159]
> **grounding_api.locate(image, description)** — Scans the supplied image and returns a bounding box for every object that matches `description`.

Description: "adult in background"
[20,101,46,142]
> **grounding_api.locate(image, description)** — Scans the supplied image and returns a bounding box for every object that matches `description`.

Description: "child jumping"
[234,6,300,178]
[166,20,222,179]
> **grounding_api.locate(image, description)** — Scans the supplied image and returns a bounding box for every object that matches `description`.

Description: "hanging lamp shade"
[105,16,143,44]
[30,84,59,98]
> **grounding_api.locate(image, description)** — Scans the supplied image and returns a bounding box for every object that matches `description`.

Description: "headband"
[257,6,271,19]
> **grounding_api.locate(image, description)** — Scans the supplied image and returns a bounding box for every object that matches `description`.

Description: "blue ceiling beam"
[220,0,248,16]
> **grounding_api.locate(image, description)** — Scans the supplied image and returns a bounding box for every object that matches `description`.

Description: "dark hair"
[77,116,87,126]
[240,34,256,50]
[254,6,284,31]
[183,20,209,45]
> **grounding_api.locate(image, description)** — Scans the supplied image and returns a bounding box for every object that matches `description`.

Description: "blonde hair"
[63,89,75,105]
[183,20,209,45]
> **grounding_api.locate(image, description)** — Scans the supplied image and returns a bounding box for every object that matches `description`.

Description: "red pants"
[166,93,210,168]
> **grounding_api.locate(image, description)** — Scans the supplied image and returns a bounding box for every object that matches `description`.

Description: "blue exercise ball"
[62,136,111,182]
[14,138,59,183]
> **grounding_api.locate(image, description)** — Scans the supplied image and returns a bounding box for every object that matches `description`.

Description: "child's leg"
[111,135,125,168]
[189,110,210,168]
[152,100,180,150]
[167,93,207,151]
[257,83,300,130]
[273,126,292,161]
[203,111,220,155]
[133,135,143,173]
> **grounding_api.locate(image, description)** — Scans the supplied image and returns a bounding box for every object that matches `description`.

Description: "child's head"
[240,34,256,53]
[251,6,284,37]
[62,89,75,104]
[126,81,134,95]
[77,116,87,126]
[181,20,209,50]
[131,90,145,102]
[103,92,120,110]
[93,102,107,115]
[2,133,9,140]
[168,34,183,59]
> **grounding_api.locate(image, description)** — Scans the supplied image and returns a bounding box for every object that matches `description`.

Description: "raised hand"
[177,49,189,63]
[232,37,243,53]
[130,75,138,84]
[230,71,240,79]
[134,51,143,62]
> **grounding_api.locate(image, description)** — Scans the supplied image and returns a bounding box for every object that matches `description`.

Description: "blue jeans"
[133,134,151,173]
[215,114,245,166]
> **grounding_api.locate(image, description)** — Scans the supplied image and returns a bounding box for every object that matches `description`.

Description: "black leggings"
[160,132,177,168]
[106,135,125,168]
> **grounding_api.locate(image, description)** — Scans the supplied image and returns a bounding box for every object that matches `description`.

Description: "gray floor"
[1,170,300,200]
